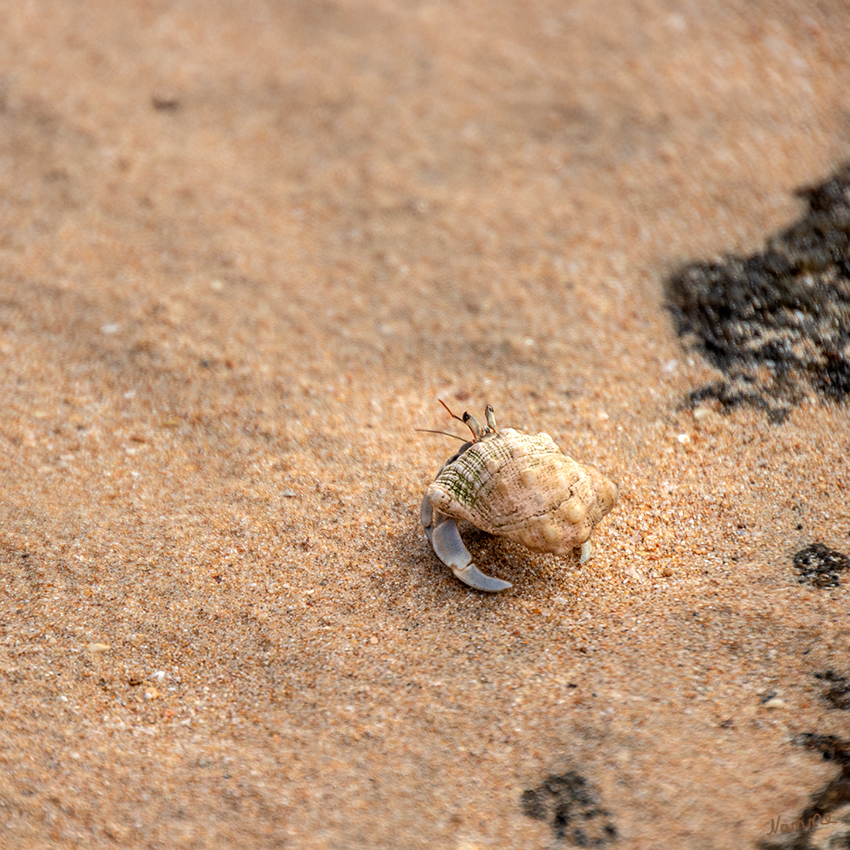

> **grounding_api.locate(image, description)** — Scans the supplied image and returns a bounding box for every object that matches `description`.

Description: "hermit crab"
[420,402,618,592]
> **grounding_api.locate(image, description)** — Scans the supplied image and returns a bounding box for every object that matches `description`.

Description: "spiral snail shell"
[421,403,618,591]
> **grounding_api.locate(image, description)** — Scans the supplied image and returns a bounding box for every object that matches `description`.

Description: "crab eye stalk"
[461,411,482,441]
[484,404,497,433]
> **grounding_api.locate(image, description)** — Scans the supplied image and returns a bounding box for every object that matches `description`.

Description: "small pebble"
[151,91,180,111]
[763,697,786,710]
[86,643,111,655]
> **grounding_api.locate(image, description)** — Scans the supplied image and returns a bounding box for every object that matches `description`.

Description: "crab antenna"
[414,428,467,442]
[484,405,497,433]
[438,398,465,424]
[437,399,481,441]
[462,411,482,440]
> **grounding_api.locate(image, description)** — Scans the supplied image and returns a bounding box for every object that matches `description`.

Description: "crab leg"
[420,496,512,592]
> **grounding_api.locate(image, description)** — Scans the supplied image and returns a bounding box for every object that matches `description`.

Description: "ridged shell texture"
[426,428,617,557]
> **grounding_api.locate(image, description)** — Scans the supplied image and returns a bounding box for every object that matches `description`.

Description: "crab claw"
[579,540,593,564]
[420,496,512,592]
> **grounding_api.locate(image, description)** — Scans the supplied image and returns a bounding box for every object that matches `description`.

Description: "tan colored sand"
[2,1,850,847]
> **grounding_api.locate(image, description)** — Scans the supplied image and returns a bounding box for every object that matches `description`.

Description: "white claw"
[579,540,593,564]
[452,560,513,593]
[421,496,512,592]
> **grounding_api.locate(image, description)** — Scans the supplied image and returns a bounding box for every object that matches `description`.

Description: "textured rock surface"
[667,164,850,422]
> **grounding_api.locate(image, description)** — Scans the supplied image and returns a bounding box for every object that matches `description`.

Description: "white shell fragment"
[421,404,618,592]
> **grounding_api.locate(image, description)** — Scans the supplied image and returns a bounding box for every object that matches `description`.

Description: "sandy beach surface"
[2,2,850,848]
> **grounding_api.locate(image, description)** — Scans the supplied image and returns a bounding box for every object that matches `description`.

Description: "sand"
[2,1,850,848]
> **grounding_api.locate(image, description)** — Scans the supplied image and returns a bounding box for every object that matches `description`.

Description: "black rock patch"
[521,771,617,846]
[796,733,850,765]
[793,543,850,589]
[759,646,850,847]
[666,163,850,422]
[814,671,850,711]
[758,735,850,850]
